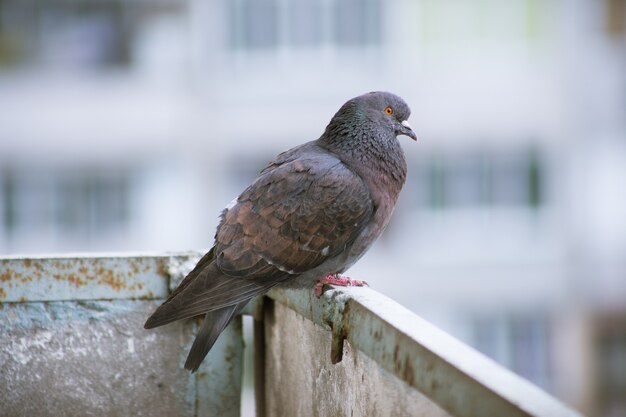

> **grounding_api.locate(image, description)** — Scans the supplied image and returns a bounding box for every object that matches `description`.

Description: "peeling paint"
[0,254,204,303]
[0,300,219,417]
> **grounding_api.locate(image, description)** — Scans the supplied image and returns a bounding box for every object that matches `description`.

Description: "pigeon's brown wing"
[215,154,374,280]
[144,153,374,328]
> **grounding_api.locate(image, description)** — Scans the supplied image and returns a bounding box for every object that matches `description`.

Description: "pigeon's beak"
[399,120,418,141]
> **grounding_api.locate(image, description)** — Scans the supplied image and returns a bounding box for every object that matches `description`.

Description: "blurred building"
[1,1,625,415]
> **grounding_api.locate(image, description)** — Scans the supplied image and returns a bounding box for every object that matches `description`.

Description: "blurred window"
[230,0,279,49]
[0,168,131,248]
[1,170,16,240]
[54,174,130,235]
[333,0,381,46]
[37,5,130,69]
[0,1,184,70]
[471,314,552,390]
[416,148,544,210]
[229,0,382,50]
[444,153,489,207]
[428,155,447,209]
[287,0,324,47]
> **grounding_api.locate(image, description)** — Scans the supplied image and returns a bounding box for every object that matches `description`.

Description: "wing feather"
[145,144,374,329]
[216,152,373,278]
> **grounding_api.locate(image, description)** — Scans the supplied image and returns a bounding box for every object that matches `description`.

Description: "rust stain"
[129,260,141,275]
[66,273,88,287]
[98,275,126,291]
[0,270,12,283]
[1,257,162,300]
[430,378,440,392]
[18,296,26,303]
[127,282,144,292]
[391,342,416,386]
[1,269,32,285]
[372,328,382,341]
[51,270,88,287]
[139,290,156,300]
[51,260,71,271]
[33,261,44,272]
[156,260,168,278]
[403,356,415,386]
[95,264,130,292]
[27,261,43,280]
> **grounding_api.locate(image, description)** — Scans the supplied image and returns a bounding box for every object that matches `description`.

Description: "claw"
[314,274,369,298]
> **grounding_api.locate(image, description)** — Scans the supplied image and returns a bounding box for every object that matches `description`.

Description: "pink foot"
[314,274,369,298]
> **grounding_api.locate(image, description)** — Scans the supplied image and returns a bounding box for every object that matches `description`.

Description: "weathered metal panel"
[0,254,243,417]
[266,286,584,417]
[0,253,189,302]
[262,299,453,417]
[0,253,585,417]
[0,300,197,417]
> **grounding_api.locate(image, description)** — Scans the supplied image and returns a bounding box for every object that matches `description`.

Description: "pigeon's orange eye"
[384,106,393,115]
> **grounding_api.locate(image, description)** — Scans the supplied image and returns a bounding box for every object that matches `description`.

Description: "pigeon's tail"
[144,261,272,330]
[143,258,276,371]
[184,302,247,372]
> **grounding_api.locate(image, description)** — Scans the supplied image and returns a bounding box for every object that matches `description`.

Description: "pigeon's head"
[324,91,418,143]
[360,91,418,141]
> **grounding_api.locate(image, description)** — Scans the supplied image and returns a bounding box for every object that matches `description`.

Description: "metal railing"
[0,253,583,417]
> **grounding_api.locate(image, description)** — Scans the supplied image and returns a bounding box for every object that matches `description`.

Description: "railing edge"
[266,285,585,417]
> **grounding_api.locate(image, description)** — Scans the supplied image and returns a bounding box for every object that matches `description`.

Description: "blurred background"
[0,0,625,415]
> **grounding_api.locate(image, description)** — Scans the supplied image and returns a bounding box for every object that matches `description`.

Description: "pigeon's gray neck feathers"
[318,116,407,200]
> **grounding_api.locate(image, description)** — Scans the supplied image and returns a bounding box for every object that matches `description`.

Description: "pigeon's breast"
[342,187,398,270]
[340,147,407,270]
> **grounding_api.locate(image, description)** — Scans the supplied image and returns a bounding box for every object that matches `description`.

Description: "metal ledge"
[266,285,584,417]
[0,252,203,302]
[0,253,585,417]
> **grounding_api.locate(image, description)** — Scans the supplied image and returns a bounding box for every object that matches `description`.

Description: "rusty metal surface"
[266,286,585,417]
[262,299,453,417]
[0,253,242,417]
[0,253,585,417]
[0,300,196,417]
[0,253,206,302]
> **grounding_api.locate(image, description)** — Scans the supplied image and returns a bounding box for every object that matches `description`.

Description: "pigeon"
[144,91,417,372]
